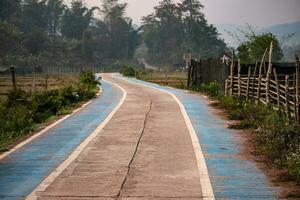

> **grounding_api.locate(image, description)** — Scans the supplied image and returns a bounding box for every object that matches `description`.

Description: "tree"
[179,0,225,58]
[100,0,139,59]
[82,29,95,62]
[237,32,283,63]
[45,0,65,36]
[141,0,226,66]
[0,0,21,22]
[23,27,48,55]
[142,0,184,65]
[21,0,49,33]
[61,0,98,39]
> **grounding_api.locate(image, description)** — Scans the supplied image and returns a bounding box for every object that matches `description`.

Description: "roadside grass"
[0,71,100,152]
[137,71,187,89]
[0,74,80,102]
[199,82,300,183]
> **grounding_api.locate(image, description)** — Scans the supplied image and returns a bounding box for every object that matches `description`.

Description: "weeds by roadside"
[199,82,300,183]
[0,71,100,152]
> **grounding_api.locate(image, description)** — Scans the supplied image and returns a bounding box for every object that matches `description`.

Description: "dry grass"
[140,71,187,89]
[0,74,79,98]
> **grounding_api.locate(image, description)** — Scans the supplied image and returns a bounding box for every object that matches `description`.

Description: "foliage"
[236,29,283,63]
[120,66,136,77]
[199,81,220,98]
[61,0,97,39]
[236,103,299,181]
[141,0,226,67]
[0,0,139,72]
[199,81,300,182]
[0,71,99,151]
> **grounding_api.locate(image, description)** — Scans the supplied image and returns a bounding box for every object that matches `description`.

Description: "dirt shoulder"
[206,98,300,199]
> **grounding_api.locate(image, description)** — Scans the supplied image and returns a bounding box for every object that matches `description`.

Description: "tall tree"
[61,0,98,39]
[101,0,139,59]
[141,0,226,66]
[82,29,95,62]
[142,0,184,65]
[46,0,65,36]
[21,0,48,33]
[0,0,21,22]
[237,32,283,63]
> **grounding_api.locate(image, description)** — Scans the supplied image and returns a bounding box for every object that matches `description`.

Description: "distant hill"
[215,21,300,48]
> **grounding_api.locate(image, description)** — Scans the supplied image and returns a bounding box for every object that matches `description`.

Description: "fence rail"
[224,50,300,122]
[0,68,78,97]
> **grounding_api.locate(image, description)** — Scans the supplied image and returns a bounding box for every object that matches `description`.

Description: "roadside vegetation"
[199,82,300,183]
[126,66,300,183]
[0,71,99,152]
[121,68,187,89]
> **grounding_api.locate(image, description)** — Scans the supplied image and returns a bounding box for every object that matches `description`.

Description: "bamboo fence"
[225,43,300,123]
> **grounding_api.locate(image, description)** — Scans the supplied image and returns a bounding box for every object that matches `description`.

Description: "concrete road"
[33,74,204,199]
[0,73,278,200]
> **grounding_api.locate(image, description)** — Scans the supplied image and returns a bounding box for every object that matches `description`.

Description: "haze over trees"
[0,0,139,71]
[0,0,228,71]
[141,0,226,66]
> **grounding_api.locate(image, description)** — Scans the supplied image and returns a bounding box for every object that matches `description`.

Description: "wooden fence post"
[165,73,168,85]
[293,74,297,119]
[45,74,48,90]
[32,66,36,93]
[257,49,268,100]
[230,60,234,95]
[265,42,273,104]
[238,59,241,97]
[285,75,290,117]
[10,66,17,92]
[187,61,191,89]
[251,61,258,98]
[246,67,251,99]
[273,68,280,109]
[295,55,299,123]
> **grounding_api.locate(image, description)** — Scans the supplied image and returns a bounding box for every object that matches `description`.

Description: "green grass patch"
[199,81,300,182]
[0,71,100,151]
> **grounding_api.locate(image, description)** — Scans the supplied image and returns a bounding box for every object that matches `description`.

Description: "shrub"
[0,71,99,150]
[120,66,136,77]
[199,81,221,98]
[79,70,99,88]
[218,94,300,181]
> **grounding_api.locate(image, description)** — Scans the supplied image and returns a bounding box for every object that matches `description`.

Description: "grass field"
[0,74,79,99]
[139,71,187,89]
[0,72,99,151]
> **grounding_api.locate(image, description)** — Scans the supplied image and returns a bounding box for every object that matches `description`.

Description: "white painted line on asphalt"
[168,92,215,200]
[118,75,215,200]
[26,80,127,200]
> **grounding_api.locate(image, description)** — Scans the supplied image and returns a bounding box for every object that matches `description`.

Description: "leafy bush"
[0,71,99,151]
[79,70,99,88]
[219,95,300,182]
[120,66,136,77]
[199,81,221,98]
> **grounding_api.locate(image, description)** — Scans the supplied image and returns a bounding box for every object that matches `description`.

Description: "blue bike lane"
[0,81,123,200]
[119,76,278,200]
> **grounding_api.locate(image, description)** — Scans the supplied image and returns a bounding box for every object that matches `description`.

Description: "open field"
[139,71,187,89]
[0,74,79,98]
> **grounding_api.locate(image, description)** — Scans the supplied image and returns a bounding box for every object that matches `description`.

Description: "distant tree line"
[141,0,227,67]
[1,0,228,71]
[0,0,139,71]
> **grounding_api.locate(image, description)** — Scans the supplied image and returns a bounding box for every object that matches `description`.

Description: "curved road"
[0,73,277,200]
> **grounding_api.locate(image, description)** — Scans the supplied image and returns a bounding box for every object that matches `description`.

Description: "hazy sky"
[65,0,300,27]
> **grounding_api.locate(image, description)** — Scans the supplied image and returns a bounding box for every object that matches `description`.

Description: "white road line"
[117,75,215,200]
[26,80,127,200]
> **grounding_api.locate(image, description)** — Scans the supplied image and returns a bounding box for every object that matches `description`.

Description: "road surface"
[0,73,277,200]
